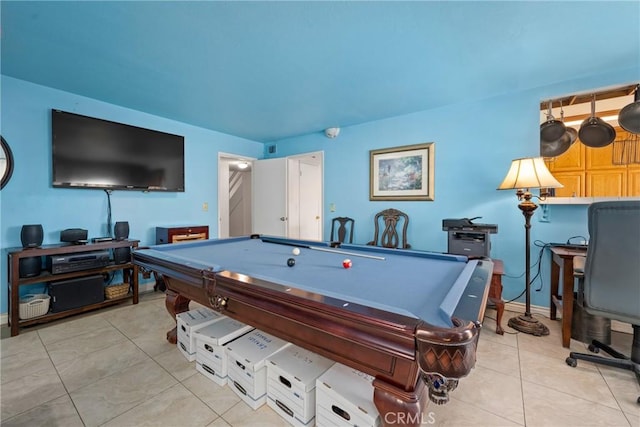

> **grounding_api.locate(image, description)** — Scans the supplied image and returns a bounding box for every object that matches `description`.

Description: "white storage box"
[194,317,254,386]
[226,329,290,410]
[316,363,380,427]
[266,344,335,427]
[19,294,50,320]
[176,307,226,361]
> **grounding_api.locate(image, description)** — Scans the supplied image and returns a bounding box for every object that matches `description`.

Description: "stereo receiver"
[46,250,111,274]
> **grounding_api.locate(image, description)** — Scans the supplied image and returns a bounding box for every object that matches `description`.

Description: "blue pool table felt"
[143,237,479,328]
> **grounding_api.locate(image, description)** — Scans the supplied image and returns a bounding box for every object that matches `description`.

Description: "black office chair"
[330,217,355,243]
[565,201,640,404]
[367,208,411,249]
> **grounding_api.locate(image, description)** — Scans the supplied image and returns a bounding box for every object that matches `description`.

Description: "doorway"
[218,153,254,239]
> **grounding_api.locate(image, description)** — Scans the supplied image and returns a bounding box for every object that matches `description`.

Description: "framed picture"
[369,142,435,201]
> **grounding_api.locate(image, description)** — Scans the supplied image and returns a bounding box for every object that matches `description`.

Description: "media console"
[7,239,139,336]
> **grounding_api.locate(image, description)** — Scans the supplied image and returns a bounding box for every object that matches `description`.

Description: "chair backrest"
[583,201,640,325]
[330,217,355,243]
[367,208,411,249]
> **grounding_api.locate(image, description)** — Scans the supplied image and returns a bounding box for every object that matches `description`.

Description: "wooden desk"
[489,259,505,335]
[549,246,588,348]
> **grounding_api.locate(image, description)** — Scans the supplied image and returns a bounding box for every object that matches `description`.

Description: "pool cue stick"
[261,236,385,260]
[307,245,385,260]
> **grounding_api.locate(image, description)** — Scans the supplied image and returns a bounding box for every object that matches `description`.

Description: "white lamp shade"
[497,157,563,190]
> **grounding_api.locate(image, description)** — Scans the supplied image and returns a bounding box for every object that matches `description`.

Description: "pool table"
[133,235,492,426]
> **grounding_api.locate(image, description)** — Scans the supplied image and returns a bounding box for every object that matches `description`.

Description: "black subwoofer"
[21,224,43,248]
[49,275,104,312]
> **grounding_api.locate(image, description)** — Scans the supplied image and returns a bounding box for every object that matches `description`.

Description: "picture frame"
[369,142,435,201]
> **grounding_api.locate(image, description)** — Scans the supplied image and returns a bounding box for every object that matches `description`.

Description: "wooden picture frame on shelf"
[369,142,435,201]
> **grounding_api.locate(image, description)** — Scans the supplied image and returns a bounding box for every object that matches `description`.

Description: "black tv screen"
[52,110,185,192]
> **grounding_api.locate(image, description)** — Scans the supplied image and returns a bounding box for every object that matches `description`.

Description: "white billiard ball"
[292,247,301,256]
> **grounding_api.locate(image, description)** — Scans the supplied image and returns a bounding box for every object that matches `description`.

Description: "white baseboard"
[504,301,549,318]
[139,282,156,294]
[611,320,634,334]
[503,301,633,334]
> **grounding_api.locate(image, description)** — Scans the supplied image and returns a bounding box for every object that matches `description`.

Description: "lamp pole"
[507,190,550,336]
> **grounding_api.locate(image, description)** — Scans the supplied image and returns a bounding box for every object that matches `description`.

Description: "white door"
[298,161,322,240]
[252,157,288,237]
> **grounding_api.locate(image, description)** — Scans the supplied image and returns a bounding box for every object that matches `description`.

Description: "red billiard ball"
[342,259,352,269]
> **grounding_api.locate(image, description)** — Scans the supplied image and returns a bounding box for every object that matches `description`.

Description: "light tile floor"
[1,291,639,426]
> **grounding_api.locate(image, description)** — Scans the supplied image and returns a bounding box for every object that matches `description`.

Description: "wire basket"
[612,133,640,165]
[104,283,130,299]
[19,294,51,320]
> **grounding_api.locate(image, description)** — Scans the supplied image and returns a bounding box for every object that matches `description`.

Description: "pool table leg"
[373,377,428,427]
[165,289,191,344]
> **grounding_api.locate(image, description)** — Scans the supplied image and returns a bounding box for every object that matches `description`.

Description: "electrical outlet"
[329,203,336,212]
[202,202,209,212]
[539,204,550,222]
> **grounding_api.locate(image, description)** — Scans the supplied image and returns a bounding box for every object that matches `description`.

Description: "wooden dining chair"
[367,208,411,249]
[330,217,355,243]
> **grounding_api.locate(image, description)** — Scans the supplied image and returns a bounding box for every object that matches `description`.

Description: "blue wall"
[269,67,639,309]
[1,66,638,315]
[0,76,264,313]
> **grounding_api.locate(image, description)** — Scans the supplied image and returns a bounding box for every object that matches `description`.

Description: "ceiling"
[2,1,639,143]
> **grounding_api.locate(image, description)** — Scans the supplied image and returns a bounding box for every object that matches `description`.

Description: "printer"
[442,217,498,258]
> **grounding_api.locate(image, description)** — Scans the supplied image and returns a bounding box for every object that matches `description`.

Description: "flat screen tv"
[52,109,185,192]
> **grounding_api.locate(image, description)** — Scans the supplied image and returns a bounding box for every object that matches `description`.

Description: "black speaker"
[114,221,129,241]
[60,228,88,243]
[21,224,43,248]
[113,247,131,264]
[19,256,41,278]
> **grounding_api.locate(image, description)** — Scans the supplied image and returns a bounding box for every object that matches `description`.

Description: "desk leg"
[373,377,427,427]
[561,260,574,348]
[550,258,560,320]
[489,267,505,335]
[490,297,505,335]
[165,289,191,344]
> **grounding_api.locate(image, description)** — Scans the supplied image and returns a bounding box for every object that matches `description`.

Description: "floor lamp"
[498,157,563,336]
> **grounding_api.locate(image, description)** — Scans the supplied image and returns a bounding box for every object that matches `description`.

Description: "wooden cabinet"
[547,141,584,171]
[549,172,585,197]
[546,128,640,197]
[586,170,627,197]
[153,226,208,292]
[628,167,640,195]
[7,239,139,337]
[155,225,209,244]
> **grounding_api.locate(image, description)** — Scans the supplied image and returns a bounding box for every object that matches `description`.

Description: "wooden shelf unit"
[7,239,140,337]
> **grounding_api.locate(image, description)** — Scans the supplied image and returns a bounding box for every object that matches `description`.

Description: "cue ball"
[292,248,301,256]
[287,258,296,267]
[342,259,352,269]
